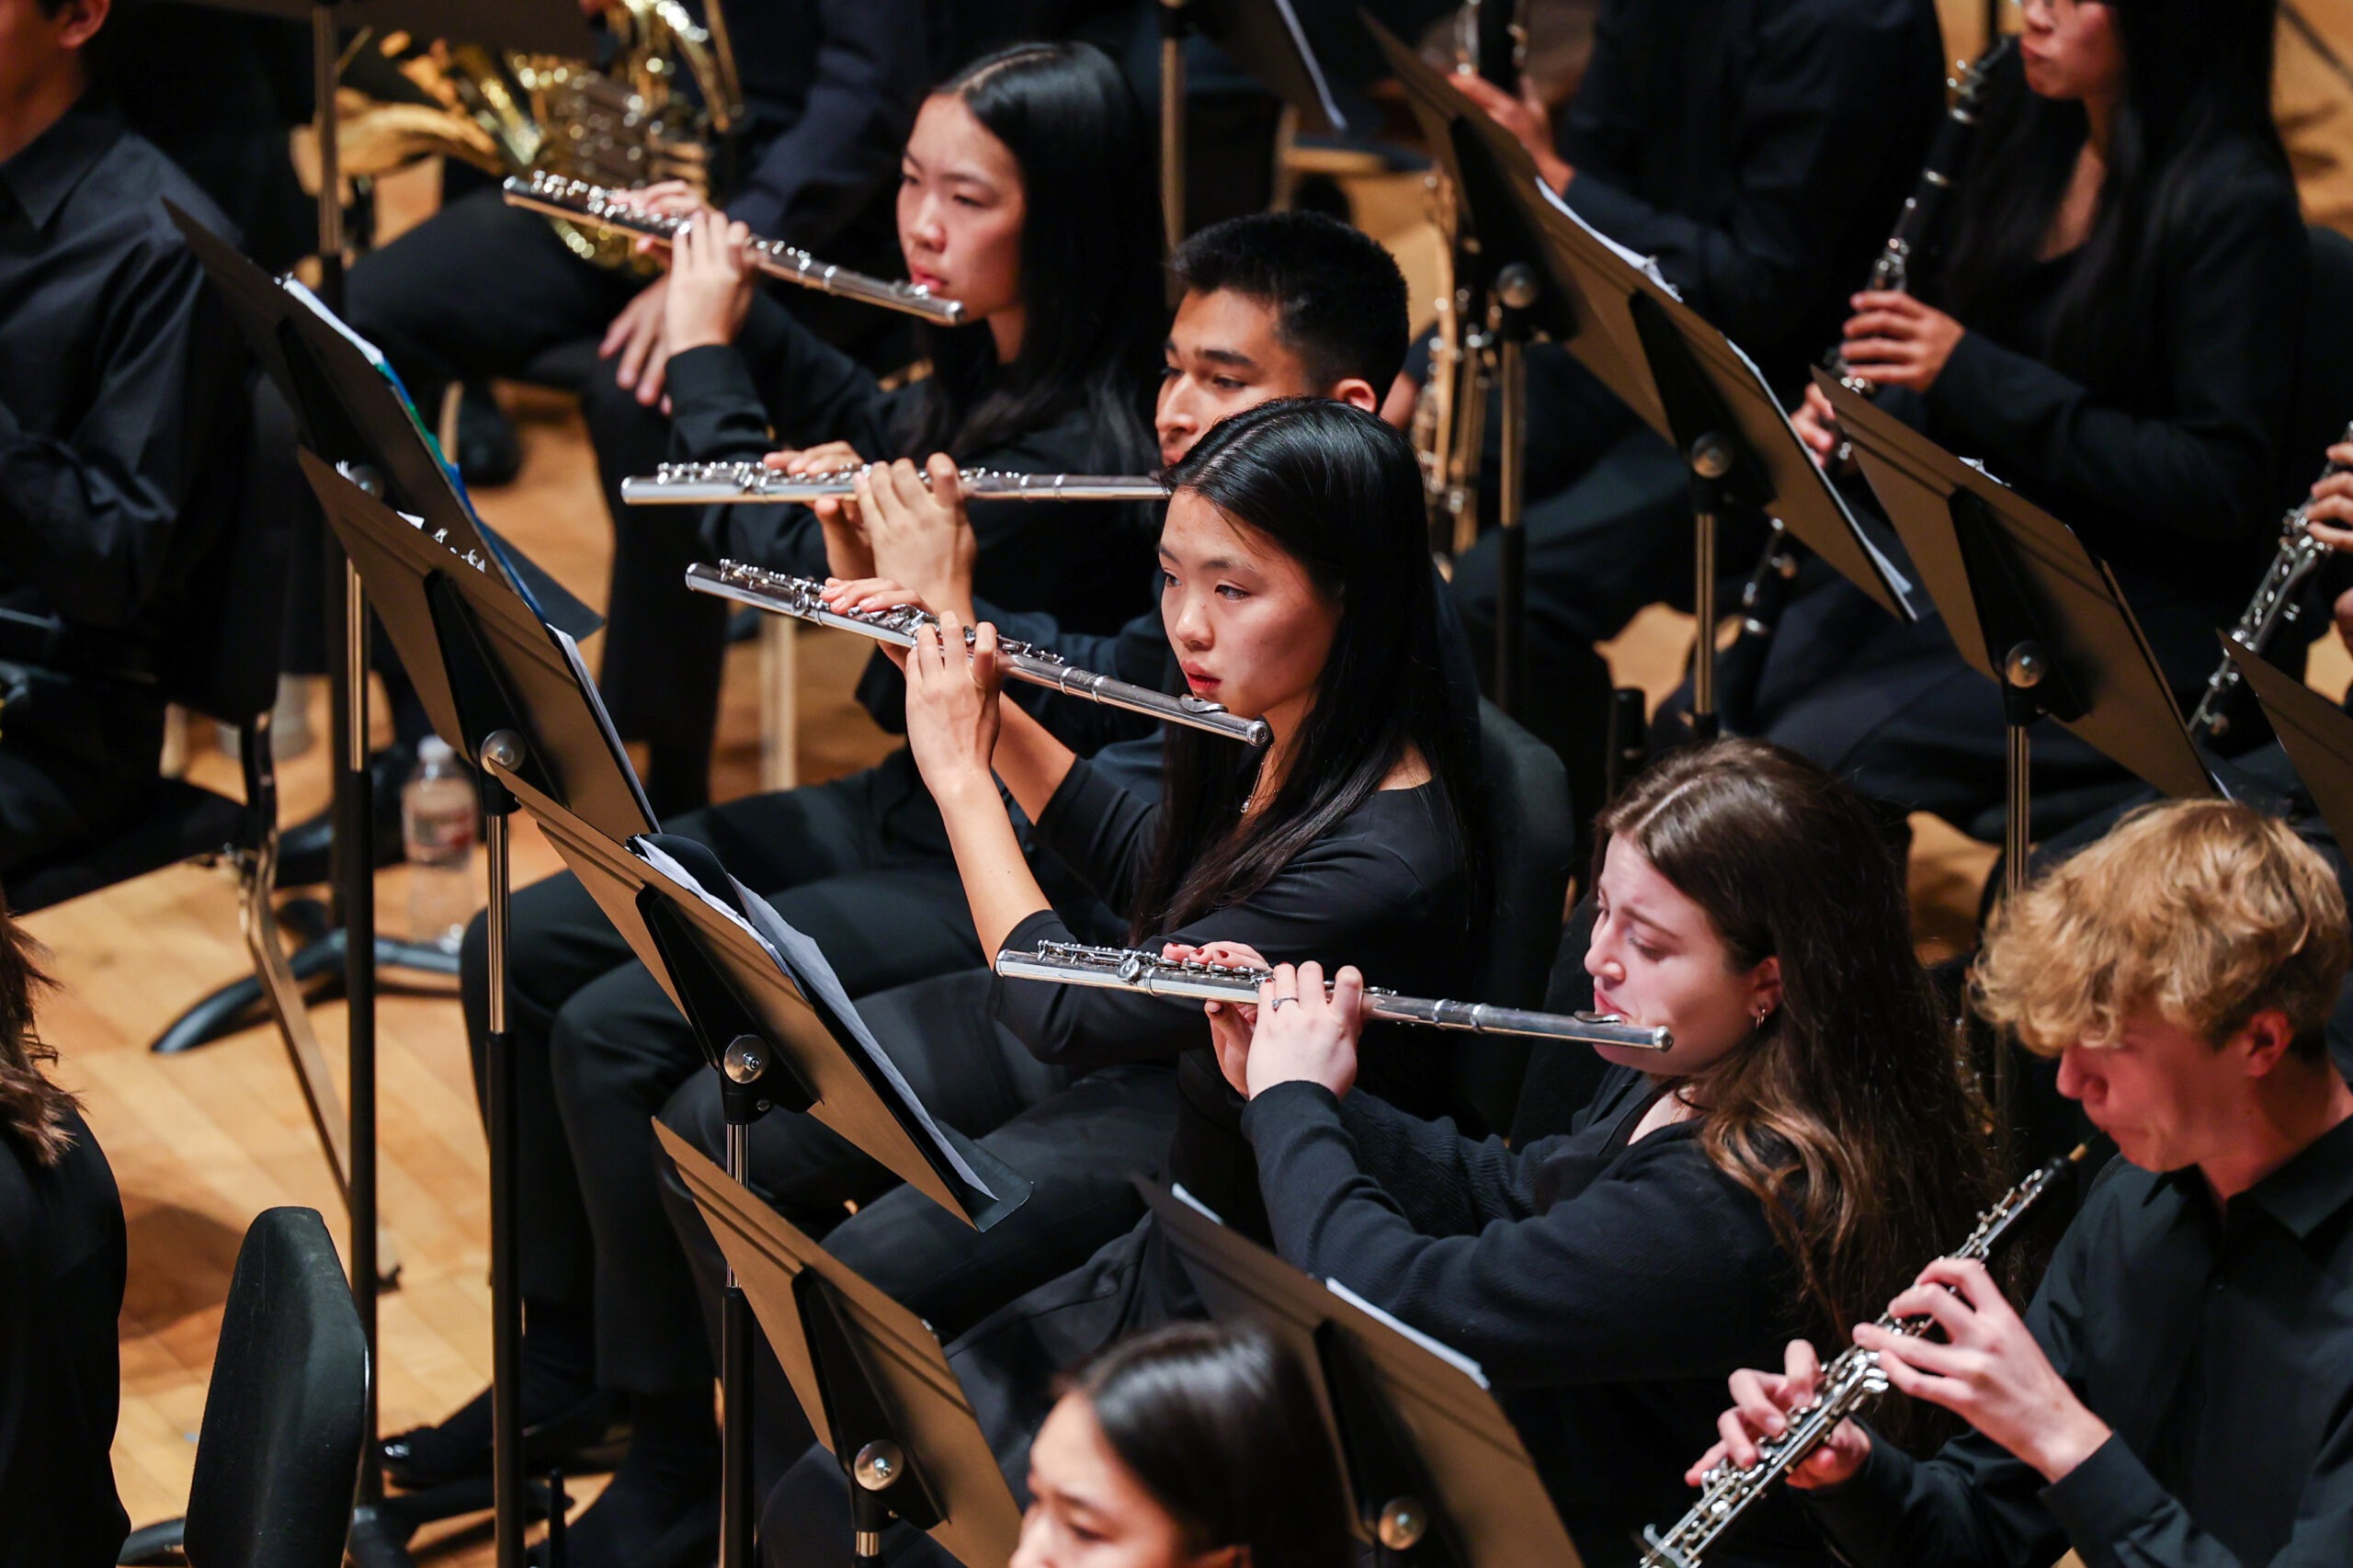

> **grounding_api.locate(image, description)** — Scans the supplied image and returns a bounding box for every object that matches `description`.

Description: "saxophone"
[1634,1139,2097,1568]
[341,0,743,272]
[2187,425,2353,743]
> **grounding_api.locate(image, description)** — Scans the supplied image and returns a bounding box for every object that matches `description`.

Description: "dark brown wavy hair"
[1596,739,1995,1343]
[0,905,72,1167]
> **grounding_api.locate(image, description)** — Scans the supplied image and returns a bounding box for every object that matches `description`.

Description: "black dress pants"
[459,750,988,1394]
[654,969,1180,1510]
[0,673,165,882]
[346,188,727,812]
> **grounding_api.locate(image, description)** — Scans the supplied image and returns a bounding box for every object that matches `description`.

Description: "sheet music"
[631,841,993,1198]
[1324,1278,1491,1387]
[1534,176,1678,296]
[553,626,660,829]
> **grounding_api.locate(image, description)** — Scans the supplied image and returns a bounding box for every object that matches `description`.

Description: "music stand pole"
[475,733,529,1568]
[1160,0,1189,251]
[1687,433,1734,741]
[1492,263,1539,717]
[719,1040,769,1568]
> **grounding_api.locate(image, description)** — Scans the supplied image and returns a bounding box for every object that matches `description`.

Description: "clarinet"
[624,461,1167,506]
[2188,424,2353,743]
[1635,1138,2100,1568]
[992,940,1674,1051]
[683,561,1270,746]
[1715,37,2013,725]
[502,172,966,325]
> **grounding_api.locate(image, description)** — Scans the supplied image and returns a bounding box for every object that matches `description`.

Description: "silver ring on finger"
[1268,995,1297,1011]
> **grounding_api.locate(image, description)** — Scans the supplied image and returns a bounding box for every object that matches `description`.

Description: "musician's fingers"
[926,451,964,507]
[971,621,1002,693]
[1293,961,1325,1006]
[1842,310,1915,341]
[2303,516,2353,550]
[1836,337,1911,368]
[1915,1256,2003,1314]
[1783,1336,1822,1403]
[1190,940,1269,971]
[1267,963,1301,1007]
[1850,290,1919,314]
[2327,441,2353,470]
[1686,1437,1733,1487]
[2310,470,2353,504]
[1855,1321,1971,1380]
[1331,966,1366,1022]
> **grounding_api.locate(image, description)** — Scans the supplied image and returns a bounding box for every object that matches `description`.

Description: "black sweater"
[0,1110,127,1568]
[1556,0,1947,398]
[1904,135,2307,692]
[991,761,1474,1238]
[1242,1066,1831,1568]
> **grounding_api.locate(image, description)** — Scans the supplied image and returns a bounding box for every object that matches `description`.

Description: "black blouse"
[1904,135,2307,689]
[1242,1065,1830,1568]
[991,759,1475,1237]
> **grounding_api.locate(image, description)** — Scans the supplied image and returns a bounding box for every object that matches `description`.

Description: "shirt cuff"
[2040,1433,2173,1563]
[665,345,769,443]
[1239,1078,1344,1144]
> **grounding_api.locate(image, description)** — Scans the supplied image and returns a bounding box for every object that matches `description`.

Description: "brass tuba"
[340,0,744,272]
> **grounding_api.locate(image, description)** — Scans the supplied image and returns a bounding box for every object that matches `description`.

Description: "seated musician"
[1699,798,2353,1568]
[1738,0,2306,838]
[0,0,247,879]
[1423,0,1949,821]
[1012,1323,1349,1568]
[0,900,128,1568]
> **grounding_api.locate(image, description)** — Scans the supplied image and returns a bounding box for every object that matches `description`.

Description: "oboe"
[2188,425,2353,743]
[992,940,1674,1051]
[501,171,966,324]
[683,562,1270,746]
[624,461,1167,506]
[1635,1139,2100,1568]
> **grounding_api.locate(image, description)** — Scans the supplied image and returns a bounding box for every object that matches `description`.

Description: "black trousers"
[345,187,727,812]
[654,968,1180,1512]
[458,750,989,1394]
[0,672,165,882]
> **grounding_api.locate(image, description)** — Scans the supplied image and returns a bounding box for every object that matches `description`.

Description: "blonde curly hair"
[1972,800,2349,1061]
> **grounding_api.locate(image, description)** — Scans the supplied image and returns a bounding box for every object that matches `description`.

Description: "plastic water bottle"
[402,736,478,952]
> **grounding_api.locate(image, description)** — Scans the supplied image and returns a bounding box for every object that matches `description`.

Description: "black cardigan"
[1242,1065,1832,1568]
[991,760,1474,1239]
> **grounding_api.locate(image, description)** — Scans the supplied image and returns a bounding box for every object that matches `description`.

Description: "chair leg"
[759,613,798,792]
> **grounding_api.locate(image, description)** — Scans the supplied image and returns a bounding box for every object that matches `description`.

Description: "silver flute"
[624,460,1168,506]
[684,561,1270,746]
[501,171,966,324]
[993,940,1674,1051]
[2188,423,2353,742]
[1636,1140,2099,1568]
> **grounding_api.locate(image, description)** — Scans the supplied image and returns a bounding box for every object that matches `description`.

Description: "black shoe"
[456,381,523,488]
[275,738,419,888]
[381,1384,629,1493]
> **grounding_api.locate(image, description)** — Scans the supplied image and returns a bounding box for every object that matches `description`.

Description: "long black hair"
[1935,1,2289,382]
[1129,399,1479,938]
[902,42,1162,471]
[1062,1322,1351,1568]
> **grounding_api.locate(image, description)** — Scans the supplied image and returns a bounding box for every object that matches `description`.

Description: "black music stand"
[661,1125,1029,1568]
[304,451,653,1568]
[1824,375,2219,1140]
[2225,644,2353,854]
[1371,20,1912,730]
[1160,0,1348,249]
[1140,1181,1586,1568]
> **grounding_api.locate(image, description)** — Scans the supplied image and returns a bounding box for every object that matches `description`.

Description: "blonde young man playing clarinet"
[1699,798,2353,1568]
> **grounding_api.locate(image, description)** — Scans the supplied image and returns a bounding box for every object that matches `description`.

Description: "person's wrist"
[668,328,728,356]
[2024,1405,2111,1484]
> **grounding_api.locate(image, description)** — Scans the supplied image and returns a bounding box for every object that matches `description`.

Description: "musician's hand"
[600,276,673,407]
[1856,1257,2110,1483]
[1380,369,1420,432]
[1790,383,1845,470]
[2336,585,2353,653]
[2303,444,2353,553]
[1241,962,1364,1101]
[664,214,759,360]
[1690,1339,1870,1491]
[627,179,710,222]
[1837,293,1964,393]
[859,455,979,622]
[763,442,866,477]
[902,612,1003,803]
[1446,73,1574,193]
[821,577,927,617]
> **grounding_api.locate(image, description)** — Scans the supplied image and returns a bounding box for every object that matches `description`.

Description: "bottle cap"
[418,735,457,766]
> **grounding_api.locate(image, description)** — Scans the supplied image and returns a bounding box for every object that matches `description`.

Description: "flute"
[1635,1139,2101,1568]
[624,461,1168,506]
[501,171,966,325]
[992,940,1675,1051]
[684,562,1270,747]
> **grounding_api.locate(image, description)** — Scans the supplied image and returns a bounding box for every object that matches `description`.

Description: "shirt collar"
[1,94,125,233]
[2155,1109,2353,1242]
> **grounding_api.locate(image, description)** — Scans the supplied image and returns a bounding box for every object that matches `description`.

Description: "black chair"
[120,1206,370,1568]
[1448,699,1577,1139]
[4,383,371,1256]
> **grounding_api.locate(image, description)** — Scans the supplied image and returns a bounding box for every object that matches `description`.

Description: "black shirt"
[0,1109,129,1568]
[1240,1065,1829,1567]
[1555,0,1947,397]
[0,97,244,653]
[1901,134,2307,690]
[1808,1116,2353,1568]
[994,764,1475,1235]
